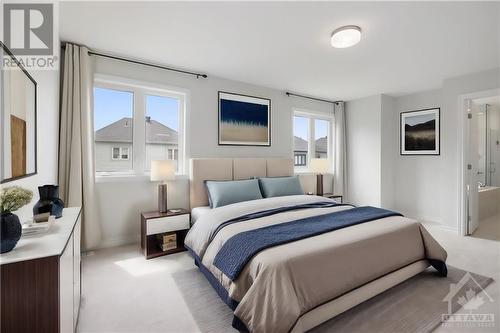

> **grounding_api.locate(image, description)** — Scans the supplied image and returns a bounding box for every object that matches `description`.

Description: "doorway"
[463,93,500,240]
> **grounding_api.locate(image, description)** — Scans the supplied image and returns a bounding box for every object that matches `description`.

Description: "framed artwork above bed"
[218,91,271,146]
[400,108,440,155]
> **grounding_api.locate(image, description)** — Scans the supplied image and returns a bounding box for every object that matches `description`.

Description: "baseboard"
[98,234,140,249]
[420,221,458,234]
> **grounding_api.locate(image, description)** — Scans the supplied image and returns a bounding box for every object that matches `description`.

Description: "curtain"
[334,102,348,198]
[59,43,101,250]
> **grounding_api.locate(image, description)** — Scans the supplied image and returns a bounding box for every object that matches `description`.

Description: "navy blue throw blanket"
[213,206,403,281]
[209,201,348,242]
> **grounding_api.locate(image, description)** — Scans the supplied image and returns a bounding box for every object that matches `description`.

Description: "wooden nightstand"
[140,209,190,259]
[323,194,343,203]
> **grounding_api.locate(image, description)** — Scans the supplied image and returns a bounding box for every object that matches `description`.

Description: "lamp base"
[158,184,168,213]
[316,174,324,196]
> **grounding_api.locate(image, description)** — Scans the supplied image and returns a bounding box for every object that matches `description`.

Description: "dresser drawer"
[146,214,190,235]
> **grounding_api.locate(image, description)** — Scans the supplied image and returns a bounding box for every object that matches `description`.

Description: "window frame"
[292,109,334,173]
[94,75,187,180]
[111,147,130,161]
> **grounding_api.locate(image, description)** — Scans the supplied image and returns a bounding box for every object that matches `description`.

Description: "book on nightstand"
[157,233,177,251]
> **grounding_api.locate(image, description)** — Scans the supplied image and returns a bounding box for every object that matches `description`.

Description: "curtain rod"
[61,43,208,79]
[285,92,342,105]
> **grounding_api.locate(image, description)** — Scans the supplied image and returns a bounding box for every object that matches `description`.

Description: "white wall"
[392,89,443,222]
[389,68,500,230]
[346,68,500,232]
[380,94,396,209]
[95,63,499,246]
[440,69,500,230]
[0,57,60,219]
[345,95,382,206]
[94,57,335,248]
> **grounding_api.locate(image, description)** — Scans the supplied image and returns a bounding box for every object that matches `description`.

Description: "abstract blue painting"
[218,92,271,146]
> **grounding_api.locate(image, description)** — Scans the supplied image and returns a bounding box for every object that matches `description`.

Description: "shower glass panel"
[478,110,487,185]
[478,104,500,187]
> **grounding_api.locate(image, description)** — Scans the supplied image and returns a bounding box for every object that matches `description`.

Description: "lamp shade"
[310,158,329,174]
[150,160,176,181]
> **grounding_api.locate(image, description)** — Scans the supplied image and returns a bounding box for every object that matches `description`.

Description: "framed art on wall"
[400,108,440,155]
[218,91,271,146]
[1,42,38,183]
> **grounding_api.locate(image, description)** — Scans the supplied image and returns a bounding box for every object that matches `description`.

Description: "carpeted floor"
[172,265,492,333]
[77,226,500,333]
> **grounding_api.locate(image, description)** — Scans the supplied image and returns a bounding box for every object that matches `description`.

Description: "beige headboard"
[189,158,293,208]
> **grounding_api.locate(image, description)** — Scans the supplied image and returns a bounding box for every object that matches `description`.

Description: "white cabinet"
[60,232,74,333]
[73,218,81,329]
[0,207,82,333]
[60,214,81,332]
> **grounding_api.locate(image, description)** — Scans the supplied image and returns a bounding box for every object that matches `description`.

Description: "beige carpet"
[172,266,493,333]
[76,228,499,333]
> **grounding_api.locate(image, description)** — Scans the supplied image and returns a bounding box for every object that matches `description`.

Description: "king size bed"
[185,158,447,333]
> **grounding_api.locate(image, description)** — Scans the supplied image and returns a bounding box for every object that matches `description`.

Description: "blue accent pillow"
[205,179,263,208]
[258,176,303,198]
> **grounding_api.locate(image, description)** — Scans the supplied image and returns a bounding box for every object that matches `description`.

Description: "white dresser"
[0,207,82,333]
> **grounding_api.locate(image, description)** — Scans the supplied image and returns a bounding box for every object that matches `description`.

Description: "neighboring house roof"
[95,117,178,144]
[294,136,308,152]
[315,136,327,153]
[294,136,328,153]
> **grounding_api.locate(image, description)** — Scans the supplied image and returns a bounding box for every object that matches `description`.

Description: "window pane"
[112,147,120,159]
[145,95,180,171]
[121,147,129,159]
[94,87,133,172]
[314,119,329,159]
[293,116,309,166]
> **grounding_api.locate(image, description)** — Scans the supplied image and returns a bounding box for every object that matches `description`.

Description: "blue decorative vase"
[1,212,22,253]
[33,185,65,218]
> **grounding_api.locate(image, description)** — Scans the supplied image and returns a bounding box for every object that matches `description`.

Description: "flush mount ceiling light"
[330,25,362,48]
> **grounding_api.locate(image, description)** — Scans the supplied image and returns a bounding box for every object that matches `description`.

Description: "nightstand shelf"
[141,209,190,260]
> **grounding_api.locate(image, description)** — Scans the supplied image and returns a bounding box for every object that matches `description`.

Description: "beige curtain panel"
[334,101,347,198]
[59,43,101,250]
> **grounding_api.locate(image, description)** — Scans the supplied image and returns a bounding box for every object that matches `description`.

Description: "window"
[94,77,186,177]
[293,111,333,171]
[294,154,307,166]
[112,147,119,160]
[111,147,129,160]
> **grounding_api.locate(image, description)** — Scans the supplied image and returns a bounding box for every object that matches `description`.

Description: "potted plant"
[0,186,33,253]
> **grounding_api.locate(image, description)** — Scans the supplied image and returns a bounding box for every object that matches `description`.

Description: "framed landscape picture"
[218,91,271,146]
[400,108,440,155]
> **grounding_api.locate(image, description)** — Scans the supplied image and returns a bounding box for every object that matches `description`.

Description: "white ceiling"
[59,1,500,101]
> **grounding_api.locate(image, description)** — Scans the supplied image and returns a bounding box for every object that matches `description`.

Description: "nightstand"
[323,194,343,203]
[141,209,190,259]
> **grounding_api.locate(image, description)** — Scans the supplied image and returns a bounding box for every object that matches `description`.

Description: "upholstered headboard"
[189,158,293,208]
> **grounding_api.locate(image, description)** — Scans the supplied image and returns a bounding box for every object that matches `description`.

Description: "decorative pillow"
[205,179,263,208]
[258,176,303,198]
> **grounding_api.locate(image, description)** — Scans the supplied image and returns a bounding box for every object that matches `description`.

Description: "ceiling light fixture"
[331,25,362,48]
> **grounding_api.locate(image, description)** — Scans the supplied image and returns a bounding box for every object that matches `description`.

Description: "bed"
[185,158,447,333]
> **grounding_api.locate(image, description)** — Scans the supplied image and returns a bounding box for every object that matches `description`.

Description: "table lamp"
[310,158,329,196]
[151,160,176,213]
